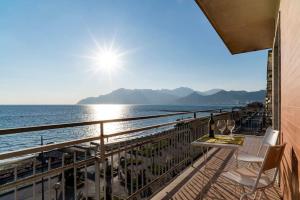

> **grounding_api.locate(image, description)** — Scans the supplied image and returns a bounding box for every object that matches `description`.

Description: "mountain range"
[78,87,265,105]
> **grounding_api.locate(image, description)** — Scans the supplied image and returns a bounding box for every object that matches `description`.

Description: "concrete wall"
[279,0,300,199]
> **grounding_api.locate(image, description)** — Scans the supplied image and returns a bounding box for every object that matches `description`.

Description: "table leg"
[204,147,206,168]
[236,149,239,168]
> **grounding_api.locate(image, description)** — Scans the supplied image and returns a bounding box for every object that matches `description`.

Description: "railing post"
[125,143,128,195]
[95,122,103,200]
[73,152,77,200]
[95,159,100,200]
[48,158,51,200]
[117,142,121,180]
[33,159,36,200]
[41,136,45,200]
[111,154,114,198]
[84,151,88,200]
[14,167,17,200]
[130,146,134,195]
[100,122,107,200]
[62,154,65,200]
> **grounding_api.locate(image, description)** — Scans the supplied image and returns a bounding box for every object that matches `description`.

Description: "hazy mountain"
[78,88,265,105]
[176,90,266,105]
[198,89,223,96]
[78,88,177,104]
[160,87,194,97]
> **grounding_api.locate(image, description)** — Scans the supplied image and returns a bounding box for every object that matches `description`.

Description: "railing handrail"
[0,135,99,160]
[0,109,221,136]
[0,118,194,160]
[0,109,231,161]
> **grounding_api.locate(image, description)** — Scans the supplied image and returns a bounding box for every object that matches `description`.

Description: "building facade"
[195,0,300,199]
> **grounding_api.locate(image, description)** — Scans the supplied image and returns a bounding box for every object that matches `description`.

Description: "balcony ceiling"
[195,0,279,54]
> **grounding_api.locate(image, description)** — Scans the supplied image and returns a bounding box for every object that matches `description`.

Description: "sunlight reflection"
[91,104,125,120]
[89,104,128,135]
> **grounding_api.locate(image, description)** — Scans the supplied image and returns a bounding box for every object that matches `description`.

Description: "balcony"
[0,106,277,200]
[151,135,281,200]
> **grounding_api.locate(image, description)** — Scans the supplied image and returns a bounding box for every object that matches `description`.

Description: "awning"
[195,0,279,54]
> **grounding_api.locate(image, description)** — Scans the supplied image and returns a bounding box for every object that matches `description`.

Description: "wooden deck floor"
[151,135,282,200]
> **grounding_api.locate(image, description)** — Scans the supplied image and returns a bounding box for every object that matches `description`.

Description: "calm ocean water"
[0,105,231,153]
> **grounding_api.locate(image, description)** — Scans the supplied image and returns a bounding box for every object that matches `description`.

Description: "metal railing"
[0,109,233,200]
[239,110,265,134]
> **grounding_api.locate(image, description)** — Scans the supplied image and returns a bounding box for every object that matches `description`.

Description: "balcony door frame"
[272,13,281,132]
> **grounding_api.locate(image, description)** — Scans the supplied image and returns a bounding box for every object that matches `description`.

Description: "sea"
[0,104,233,153]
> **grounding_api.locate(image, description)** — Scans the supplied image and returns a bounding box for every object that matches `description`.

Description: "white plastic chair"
[236,127,279,164]
[222,143,285,200]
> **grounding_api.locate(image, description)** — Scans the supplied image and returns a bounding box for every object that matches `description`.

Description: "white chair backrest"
[263,129,279,146]
[264,126,273,138]
[256,127,278,156]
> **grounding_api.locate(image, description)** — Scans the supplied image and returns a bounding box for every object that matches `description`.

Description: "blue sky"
[0,0,268,104]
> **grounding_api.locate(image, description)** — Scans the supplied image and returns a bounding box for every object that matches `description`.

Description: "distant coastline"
[78,87,266,105]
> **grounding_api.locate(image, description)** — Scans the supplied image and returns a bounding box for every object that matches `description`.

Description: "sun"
[94,47,123,73]
[85,38,126,75]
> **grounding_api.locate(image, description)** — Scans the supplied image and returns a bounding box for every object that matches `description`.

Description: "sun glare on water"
[90,104,128,136]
